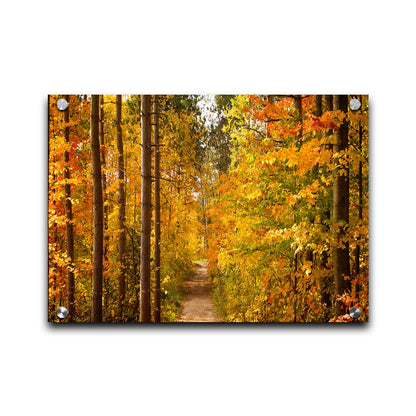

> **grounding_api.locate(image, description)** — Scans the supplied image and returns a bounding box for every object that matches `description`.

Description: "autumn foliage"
[48,94,368,323]
[206,95,368,322]
[48,95,203,322]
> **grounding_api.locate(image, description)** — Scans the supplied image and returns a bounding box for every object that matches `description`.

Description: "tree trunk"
[90,95,104,322]
[153,95,161,322]
[293,95,303,141]
[333,94,351,315]
[140,95,152,322]
[63,95,75,321]
[99,95,110,315]
[314,94,322,117]
[116,95,126,321]
[323,95,333,151]
[323,95,333,112]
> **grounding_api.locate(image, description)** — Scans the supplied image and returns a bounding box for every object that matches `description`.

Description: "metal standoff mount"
[57,306,69,319]
[349,98,361,111]
[349,306,361,320]
[57,98,69,111]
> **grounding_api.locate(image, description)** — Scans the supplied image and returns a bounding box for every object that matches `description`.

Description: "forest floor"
[178,260,221,323]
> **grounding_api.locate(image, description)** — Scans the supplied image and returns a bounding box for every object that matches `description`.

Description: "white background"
[1,1,414,415]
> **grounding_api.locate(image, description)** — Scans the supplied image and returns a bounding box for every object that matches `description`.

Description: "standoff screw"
[349,306,361,319]
[349,98,361,111]
[57,306,69,319]
[57,98,69,111]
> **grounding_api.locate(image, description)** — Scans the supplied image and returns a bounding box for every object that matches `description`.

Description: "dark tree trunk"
[323,94,334,152]
[333,95,351,315]
[293,95,303,141]
[63,95,75,321]
[324,95,333,114]
[140,95,152,322]
[116,95,126,321]
[90,95,104,322]
[153,95,161,322]
[314,94,322,117]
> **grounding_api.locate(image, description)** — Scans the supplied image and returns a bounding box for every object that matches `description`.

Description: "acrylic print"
[48,95,369,323]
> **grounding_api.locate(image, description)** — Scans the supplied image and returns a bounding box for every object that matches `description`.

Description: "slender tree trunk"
[323,95,333,112]
[153,95,161,322]
[99,95,110,314]
[63,95,75,321]
[333,95,351,315]
[293,95,303,141]
[323,94,334,145]
[90,95,104,322]
[314,94,322,117]
[116,95,126,321]
[140,95,152,322]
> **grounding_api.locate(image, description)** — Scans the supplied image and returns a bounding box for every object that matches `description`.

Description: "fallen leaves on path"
[178,262,221,323]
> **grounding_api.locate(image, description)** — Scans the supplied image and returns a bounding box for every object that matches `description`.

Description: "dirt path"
[178,261,221,322]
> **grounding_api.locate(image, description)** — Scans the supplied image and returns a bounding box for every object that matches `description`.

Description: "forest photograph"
[48,94,368,323]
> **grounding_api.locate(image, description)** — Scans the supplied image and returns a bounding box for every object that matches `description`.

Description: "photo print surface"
[48,95,368,323]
